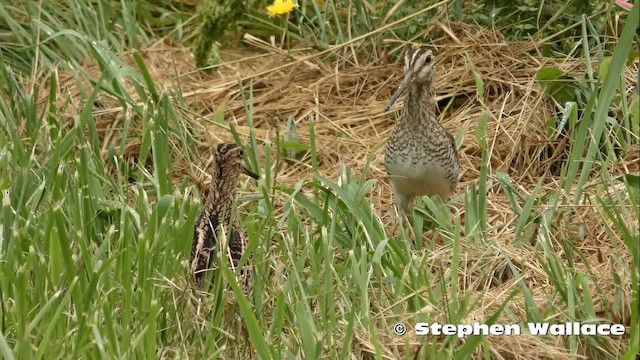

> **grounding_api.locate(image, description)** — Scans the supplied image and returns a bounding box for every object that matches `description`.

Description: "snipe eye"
[424,55,432,65]
[239,149,244,157]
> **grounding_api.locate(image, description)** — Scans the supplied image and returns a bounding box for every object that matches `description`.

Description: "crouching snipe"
[190,143,259,295]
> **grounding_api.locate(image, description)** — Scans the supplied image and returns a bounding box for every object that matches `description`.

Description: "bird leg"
[399,208,417,244]
[390,191,417,242]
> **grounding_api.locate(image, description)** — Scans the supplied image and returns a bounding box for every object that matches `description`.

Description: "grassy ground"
[0,0,638,359]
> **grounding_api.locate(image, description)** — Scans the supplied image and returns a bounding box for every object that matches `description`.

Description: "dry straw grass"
[41,20,636,358]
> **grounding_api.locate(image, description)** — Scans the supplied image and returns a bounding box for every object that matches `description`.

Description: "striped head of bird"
[383,48,435,113]
[214,143,260,181]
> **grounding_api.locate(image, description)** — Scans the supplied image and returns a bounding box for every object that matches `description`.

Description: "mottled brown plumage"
[384,48,460,216]
[190,143,259,295]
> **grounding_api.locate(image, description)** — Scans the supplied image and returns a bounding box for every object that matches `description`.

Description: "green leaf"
[615,174,639,189]
[465,53,484,104]
[224,265,272,360]
[597,57,612,80]
[629,93,639,136]
[0,331,14,360]
[371,239,388,265]
[296,302,320,360]
[535,67,583,105]
[455,288,520,359]
[553,101,577,140]
[535,66,564,81]
[212,108,224,124]
[279,141,310,152]
[573,2,639,203]
[133,50,159,103]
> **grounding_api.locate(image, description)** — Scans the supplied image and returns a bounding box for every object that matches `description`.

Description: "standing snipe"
[383,48,460,217]
[190,143,259,295]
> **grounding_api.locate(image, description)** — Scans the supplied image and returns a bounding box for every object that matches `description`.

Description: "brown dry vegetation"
[39,20,636,358]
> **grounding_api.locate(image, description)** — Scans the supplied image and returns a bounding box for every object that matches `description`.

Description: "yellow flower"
[267,0,298,17]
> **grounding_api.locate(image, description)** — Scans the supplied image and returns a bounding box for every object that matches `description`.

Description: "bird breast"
[387,159,453,200]
[385,137,456,200]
